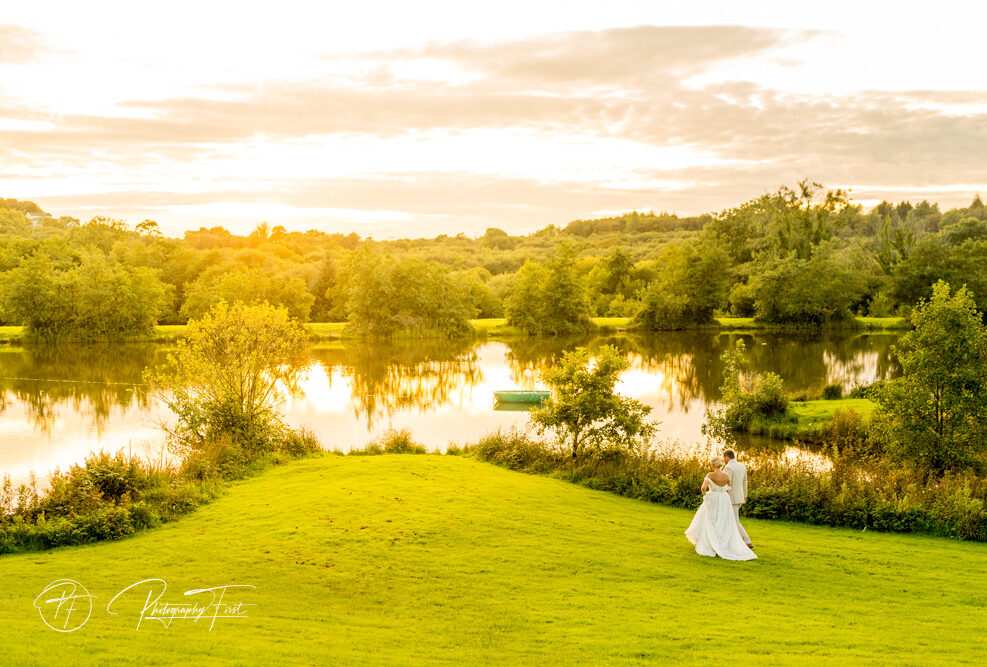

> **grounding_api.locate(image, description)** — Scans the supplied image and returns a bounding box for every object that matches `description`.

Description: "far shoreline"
[0,316,909,345]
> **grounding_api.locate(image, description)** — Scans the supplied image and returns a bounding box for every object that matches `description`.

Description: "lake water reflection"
[0,331,900,481]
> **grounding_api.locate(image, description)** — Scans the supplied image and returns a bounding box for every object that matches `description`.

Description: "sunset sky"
[2,1,986,237]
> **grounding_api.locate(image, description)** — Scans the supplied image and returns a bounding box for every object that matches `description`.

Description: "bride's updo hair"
[710,456,724,469]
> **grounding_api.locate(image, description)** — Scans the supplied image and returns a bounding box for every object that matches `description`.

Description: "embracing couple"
[685,450,756,561]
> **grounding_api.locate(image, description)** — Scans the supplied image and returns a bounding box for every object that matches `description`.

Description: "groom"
[723,450,753,549]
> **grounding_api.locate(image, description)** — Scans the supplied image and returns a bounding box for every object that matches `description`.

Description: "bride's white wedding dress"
[685,476,757,561]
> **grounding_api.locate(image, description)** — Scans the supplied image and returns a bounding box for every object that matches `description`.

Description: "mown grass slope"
[1,455,984,665]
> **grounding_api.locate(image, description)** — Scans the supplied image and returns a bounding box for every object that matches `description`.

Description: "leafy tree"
[2,252,170,340]
[149,302,310,460]
[135,219,162,237]
[504,244,592,334]
[874,282,987,471]
[181,264,315,321]
[603,248,634,296]
[454,267,503,318]
[0,198,48,216]
[873,215,916,276]
[700,180,853,265]
[939,217,987,245]
[748,246,865,324]
[531,345,655,458]
[248,222,270,246]
[309,251,341,322]
[344,250,475,336]
[0,209,31,236]
[635,241,732,329]
[502,260,547,332]
[480,227,516,250]
[70,217,131,253]
[541,244,593,332]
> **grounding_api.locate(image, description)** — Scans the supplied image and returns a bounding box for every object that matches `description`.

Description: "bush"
[374,429,428,454]
[848,381,883,399]
[149,301,311,462]
[0,451,217,554]
[2,251,171,341]
[822,382,844,400]
[703,340,789,439]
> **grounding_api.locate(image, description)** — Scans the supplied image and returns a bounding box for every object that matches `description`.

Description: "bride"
[685,456,757,561]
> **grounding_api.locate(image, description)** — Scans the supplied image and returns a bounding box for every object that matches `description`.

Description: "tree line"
[1,181,986,338]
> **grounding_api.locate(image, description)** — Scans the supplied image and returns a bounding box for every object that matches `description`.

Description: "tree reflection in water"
[309,338,482,427]
[0,332,903,479]
[502,330,901,411]
[0,344,162,434]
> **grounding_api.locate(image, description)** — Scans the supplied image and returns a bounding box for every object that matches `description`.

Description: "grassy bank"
[0,315,907,344]
[1,454,984,664]
[748,398,878,441]
[715,316,907,331]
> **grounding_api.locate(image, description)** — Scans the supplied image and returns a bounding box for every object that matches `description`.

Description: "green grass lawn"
[790,398,877,424]
[714,316,761,328]
[0,325,22,343]
[715,316,908,331]
[855,316,909,330]
[471,317,634,337]
[1,455,983,664]
[749,398,877,440]
[0,316,906,343]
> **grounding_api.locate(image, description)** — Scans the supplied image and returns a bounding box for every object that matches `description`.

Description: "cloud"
[0,25,48,64]
[415,25,794,87]
[0,25,796,148]
[1,23,986,234]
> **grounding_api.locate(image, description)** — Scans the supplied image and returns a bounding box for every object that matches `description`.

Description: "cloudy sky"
[2,1,986,237]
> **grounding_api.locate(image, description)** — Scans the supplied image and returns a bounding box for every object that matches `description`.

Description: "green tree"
[454,267,503,318]
[531,345,655,458]
[2,252,170,340]
[504,244,592,334]
[889,236,951,307]
[748,246,865,324]
[502,260,548,332]
[0,208,31,236]
[309,251,340,322]
[344,250,475,337]
[135,219,162,237]
[149,302,310,460]
[874,282,987,471]
[634,241,732,329]
[180,264,315,321]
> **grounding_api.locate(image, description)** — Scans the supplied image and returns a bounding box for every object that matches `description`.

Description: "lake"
[0,331,900,482]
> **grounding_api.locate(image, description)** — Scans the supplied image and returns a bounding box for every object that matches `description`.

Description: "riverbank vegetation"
[0,314,909,345]
[1,183,985,339]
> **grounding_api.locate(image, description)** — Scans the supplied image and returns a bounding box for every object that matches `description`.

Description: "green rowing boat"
[493,390,551,404]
